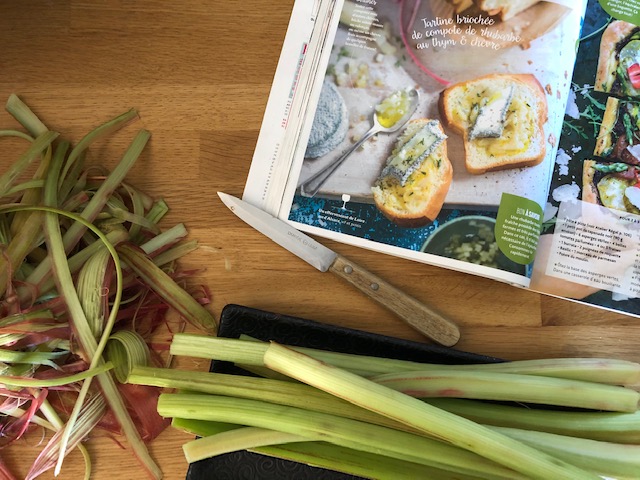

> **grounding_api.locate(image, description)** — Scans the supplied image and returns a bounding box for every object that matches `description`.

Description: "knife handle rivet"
[370,283,379,291]
[343,265,353,274]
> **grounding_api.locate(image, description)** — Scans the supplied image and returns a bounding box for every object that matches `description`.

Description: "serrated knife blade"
[218,192,460,347]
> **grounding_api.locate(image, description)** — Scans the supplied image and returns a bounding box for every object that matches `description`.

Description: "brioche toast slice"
[372,119,452,227]
[443,0,474,14]
[443,0,540,20]
[439,73,547,175]
[475,0,540,21]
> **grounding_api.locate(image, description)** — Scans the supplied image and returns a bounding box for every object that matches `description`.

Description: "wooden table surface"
[1,1,638,479]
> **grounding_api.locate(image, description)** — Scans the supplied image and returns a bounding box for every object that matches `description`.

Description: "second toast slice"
[372,119,452,227]
[440,73,548,175]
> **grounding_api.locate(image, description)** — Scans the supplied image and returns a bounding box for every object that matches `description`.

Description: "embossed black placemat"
[185,304,501,480]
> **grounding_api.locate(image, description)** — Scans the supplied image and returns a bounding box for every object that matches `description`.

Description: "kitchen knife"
[218,192,460,347]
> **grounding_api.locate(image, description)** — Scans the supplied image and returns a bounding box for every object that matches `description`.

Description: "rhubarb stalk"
[262,342,598,480]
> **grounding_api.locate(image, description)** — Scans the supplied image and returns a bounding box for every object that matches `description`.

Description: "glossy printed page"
[531,0,640,318]
[278,0,586,286]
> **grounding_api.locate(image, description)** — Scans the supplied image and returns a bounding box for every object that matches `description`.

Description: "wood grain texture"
[0,1,637,479]
[329,253,461,346]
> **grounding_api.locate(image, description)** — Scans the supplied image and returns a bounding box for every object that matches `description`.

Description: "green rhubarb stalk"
[426,398,640,444]
[0,348,69,369]
[38,153,160,478]
[117,243,216,333]
[172,334,640,385]
[58,149,87,202]
[0,362,113,388]
[116,183,149,241]
[41,149,119,475]
[109,223,192,277]
[5,94,49,137]
[0,204,129,360]
[40,144,123,367]
[447,357,640,386]
[34,228,130,300]
[0,130,57,198]
[139,223,188,255]
[263,342,599,480]
[9,137,54,238]
[151,240,198,268]
[257,441,488,480]
[249,334,640,385]
[0,129,34,142]
[0,133,59,297]
[370,369,640,412]
[58,108,139,200]
[44,220,160,478]
[105,330,150,383]
[0,309,58,347]
[60,188,90,214]
[170,335,272,367]
[1,405,55,430]
[26,394,106,480]
[19,129,150,305]
[170,334,401,376]
[144,198,169,224]
[129,197,169,246]
[36,398,93,480]
[182,427,306,463]
[0,308,54,325]
[3,155,51,280]
[76,247,112,338]
[237,334,640,385]
[172,418,484,480]
[171,417,240,437]
[3,179,45,197]
[491,425,640,479]
[0,335,24,348]
[127,366,405,431]
[106,196,160,235]
[157,393,527,480]
[169,335,640,413]
[234,363,294,381]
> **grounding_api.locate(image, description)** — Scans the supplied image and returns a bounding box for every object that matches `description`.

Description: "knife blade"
[218,192,460,347]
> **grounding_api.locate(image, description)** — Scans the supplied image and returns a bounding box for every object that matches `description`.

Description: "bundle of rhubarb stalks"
[0,95,216,479]
[129,334,640,480]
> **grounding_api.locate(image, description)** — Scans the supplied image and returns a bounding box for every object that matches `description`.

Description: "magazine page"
[274,0,586,286]
[243,0,340,215]
[530,1,640,316]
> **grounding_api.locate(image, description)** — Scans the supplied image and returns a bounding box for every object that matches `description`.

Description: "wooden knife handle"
[329,254,461,347]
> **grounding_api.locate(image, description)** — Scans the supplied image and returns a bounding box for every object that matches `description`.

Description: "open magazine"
[243,0,640,318]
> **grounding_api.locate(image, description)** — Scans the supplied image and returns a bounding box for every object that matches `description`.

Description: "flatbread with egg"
[582,160,640,214]
[595,21,640,98]
[586,97,640,214]
[594,97,640,165]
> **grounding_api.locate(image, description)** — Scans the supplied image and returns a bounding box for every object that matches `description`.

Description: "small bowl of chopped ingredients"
[421,216,526,275]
